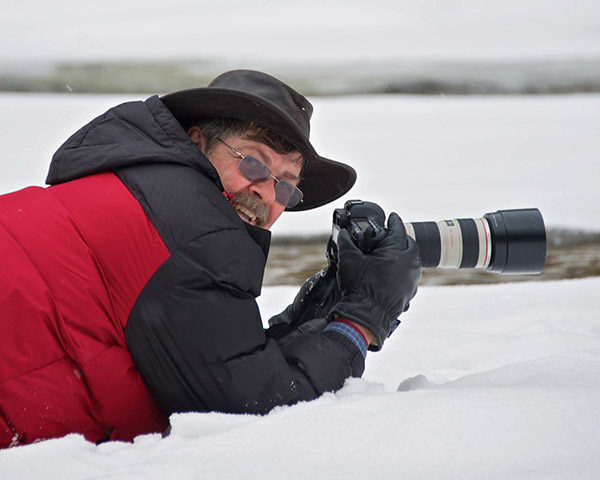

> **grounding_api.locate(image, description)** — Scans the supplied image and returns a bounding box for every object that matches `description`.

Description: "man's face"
[188,127,302,230]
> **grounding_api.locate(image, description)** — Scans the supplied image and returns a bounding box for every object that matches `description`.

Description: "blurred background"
[3,0,600,96]
[2,0,599,286]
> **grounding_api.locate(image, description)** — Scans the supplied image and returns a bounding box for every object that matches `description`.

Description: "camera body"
[332,199,547,274]
[332,200,388,253]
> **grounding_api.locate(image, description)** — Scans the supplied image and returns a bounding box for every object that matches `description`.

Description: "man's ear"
[187,126,206,150]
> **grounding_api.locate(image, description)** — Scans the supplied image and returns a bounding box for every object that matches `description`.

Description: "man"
[0,70,421,448]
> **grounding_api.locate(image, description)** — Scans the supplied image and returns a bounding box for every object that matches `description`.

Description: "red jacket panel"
[0,172,170,447]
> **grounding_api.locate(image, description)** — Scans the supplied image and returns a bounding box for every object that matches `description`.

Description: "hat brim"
[160,88,356,211]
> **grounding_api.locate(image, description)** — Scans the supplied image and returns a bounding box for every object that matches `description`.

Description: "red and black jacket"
[0,96,363,447]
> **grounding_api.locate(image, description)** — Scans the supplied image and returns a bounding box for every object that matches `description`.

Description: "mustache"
[233,192,269,228]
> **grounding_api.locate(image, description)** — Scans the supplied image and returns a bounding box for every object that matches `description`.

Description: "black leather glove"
[267,239,340,339]
[331,212,422,351]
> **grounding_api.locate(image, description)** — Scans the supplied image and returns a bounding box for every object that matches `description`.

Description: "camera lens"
[405,209,546,274]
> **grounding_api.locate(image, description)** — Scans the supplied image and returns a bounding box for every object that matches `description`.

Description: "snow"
[2,279,600,478]
[2,0,600,63]
[1,93,598,232]
[2,1,600,478]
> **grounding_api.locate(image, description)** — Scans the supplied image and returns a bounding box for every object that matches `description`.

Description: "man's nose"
[249,178,277,205]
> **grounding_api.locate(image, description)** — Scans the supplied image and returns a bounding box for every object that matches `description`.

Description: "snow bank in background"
[3,278,599,479]
[2,93,598,232]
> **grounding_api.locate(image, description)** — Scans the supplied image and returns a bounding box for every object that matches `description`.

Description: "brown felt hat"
[160,70,356,211]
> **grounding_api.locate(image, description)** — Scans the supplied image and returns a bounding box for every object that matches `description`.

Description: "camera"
[332,200,547,274]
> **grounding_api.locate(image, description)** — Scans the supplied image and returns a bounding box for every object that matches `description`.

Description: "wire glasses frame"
[216,138,304,208]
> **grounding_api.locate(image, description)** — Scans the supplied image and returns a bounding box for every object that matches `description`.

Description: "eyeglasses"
[216,138,304,208]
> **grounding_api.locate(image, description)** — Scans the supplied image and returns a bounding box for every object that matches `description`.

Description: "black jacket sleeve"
[125,230,364,416]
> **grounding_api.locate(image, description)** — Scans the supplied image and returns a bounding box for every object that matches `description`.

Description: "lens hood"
[483,209,547,274]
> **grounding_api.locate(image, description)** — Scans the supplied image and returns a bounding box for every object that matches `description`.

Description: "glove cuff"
[324,320,368,359]
[331,294,396,351]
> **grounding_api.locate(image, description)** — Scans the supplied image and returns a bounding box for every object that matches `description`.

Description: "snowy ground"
[2,278,599,479]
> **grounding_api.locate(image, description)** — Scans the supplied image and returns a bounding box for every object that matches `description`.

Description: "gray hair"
[194,118,303,167]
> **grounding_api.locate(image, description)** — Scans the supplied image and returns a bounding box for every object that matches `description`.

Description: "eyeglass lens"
[238,156,303,208]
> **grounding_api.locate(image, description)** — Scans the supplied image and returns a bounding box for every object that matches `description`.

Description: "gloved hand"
[331,212,422,351]
[267,239,340,339]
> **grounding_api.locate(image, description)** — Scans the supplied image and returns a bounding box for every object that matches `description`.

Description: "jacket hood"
[47,96,220,188]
